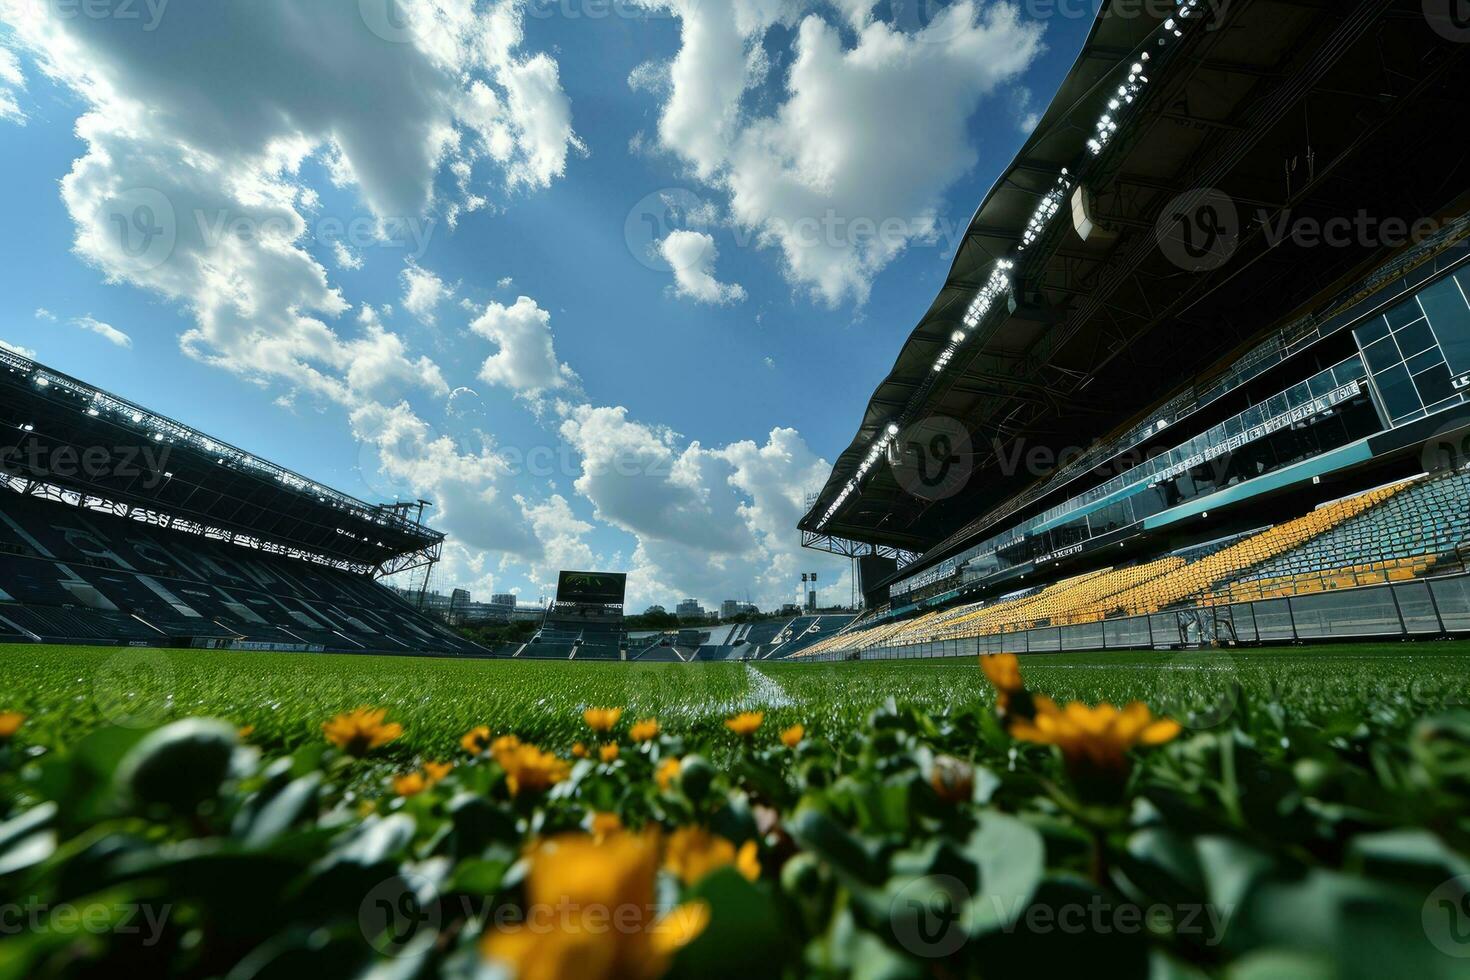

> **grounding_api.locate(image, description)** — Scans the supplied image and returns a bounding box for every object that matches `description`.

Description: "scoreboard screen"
[555,570,627,606]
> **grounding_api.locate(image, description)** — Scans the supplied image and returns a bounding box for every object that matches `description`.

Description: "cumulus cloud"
[557,404,846,609]
[34,308,55,322]
[659,230,746,304]
[635,0,1045,304]
[70,316,132,348]
[401,262,453,324]
[517,493,596,592]
[0,42,22,123]
[470,296,578,400]
[1,338,36,359]
[350,399,538,559]
[0,0,579,408]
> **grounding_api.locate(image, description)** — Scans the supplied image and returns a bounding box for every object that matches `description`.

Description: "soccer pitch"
[5,641,1467,769]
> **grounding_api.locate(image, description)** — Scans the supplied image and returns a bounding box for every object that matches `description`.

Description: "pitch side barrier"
[798,571,1470,661]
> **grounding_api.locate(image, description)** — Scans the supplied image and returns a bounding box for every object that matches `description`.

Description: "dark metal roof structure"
[0,350,442,576]
[799,0,1470,561]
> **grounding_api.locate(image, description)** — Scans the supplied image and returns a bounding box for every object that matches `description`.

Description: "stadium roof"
[800,0,1470,558]
[0,349,442,575]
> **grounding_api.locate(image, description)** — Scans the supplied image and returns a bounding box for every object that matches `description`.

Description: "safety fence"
[796,571,1470,662]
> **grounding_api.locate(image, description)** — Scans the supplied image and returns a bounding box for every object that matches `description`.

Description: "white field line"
[744,663,796,708]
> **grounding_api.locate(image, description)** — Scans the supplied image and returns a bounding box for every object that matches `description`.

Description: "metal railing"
[795,570,1470,661]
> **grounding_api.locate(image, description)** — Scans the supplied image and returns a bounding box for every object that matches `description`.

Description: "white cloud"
[0,42,23,124]
[333,240,364,271]
[517,492,596,593]
[496,276,514,289]
[401,262,453,324]
[659,229,746,304]
[0,0,578,409]
[34,308,55,322]
[70,316,132,348]
[636,0,1045,305]
[350,399,538,559]
[470,296,578,399]
[557,403,847,609]
[0,338,36,359]
[627,58,671,96]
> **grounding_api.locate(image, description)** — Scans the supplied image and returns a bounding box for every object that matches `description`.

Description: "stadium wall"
[798,570,1470,661]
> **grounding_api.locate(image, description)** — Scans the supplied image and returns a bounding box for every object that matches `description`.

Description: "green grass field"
[6,639,1470,976]
[4,639,1467,772]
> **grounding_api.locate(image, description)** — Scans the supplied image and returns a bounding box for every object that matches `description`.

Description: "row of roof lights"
[818,0,1203,529]
[1019,170,1071,251]
[1088,0,1204,155]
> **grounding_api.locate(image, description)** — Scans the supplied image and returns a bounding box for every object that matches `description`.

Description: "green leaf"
[964,812,1044,936]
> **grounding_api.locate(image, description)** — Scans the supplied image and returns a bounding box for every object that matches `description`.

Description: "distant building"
[676,598,704,619]
[720,599,740,619]
[491,593,516,608]
[780,603,800,616]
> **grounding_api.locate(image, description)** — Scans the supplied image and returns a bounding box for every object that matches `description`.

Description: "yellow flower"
[482,832,707,980]
[665,827,760,885]
[656,757,681,792]
[600,742,620,764]
[584,707,623,732]
[980,653,1023,694]
[322,707,403,757]
[499,743,571,797]
[0,711,25,741]
[779,724,804,748]
[236,724,255,740]
[460,725,492,755]
[489,734,523,765]
[393,772,427,797]
[724,711,764,737]
[630,718,660,742]
[591,811,622,840]
[424,761,453,783]
[572,741,588,759]
[1010,699,1181,800]
[929,754,974,804]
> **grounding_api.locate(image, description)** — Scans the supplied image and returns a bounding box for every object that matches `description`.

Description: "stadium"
[3,1,1470,977]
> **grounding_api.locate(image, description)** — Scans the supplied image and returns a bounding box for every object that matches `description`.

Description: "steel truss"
[800,530,916,568]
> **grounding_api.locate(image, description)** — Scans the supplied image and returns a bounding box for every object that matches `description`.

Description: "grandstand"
[0,352,483,656]
[518,570,628,659]
[797,0,1470,659]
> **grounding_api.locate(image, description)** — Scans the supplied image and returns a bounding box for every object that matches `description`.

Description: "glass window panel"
[1385,295,1424,329]
[1413,363,1457,406]
[1420,274,1470,377]
[1374,363,1422,420]
[1363,336,1402,374]
[1336,356,1367,384]
[1393,318,1437,358]
[1355,315,1391,346]
[1308,371,1334,397]
[1405,347,1445,376]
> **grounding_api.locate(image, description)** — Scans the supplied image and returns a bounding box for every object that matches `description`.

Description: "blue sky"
[0,1,1093,610]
